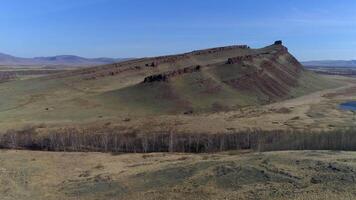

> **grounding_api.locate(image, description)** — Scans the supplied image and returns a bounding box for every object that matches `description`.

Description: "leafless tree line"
[1,126,356,153]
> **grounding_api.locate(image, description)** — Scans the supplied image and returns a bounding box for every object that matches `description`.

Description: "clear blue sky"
[1,0,355,61]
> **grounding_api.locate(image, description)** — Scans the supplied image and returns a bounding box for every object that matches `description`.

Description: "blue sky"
[0,0,355,61]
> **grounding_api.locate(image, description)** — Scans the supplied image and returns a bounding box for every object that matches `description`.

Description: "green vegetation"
[289,70,343,97]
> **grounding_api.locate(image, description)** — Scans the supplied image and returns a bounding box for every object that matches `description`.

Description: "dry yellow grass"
[1,150,356,200]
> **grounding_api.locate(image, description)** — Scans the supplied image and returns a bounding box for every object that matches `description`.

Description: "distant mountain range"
[302,60,356,67]
[0,52,131,67]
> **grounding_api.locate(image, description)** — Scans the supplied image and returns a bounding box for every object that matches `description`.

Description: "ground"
[113,74,356,133]
[24,74,352,134]
[1,150,356,200]
[0,74,353,134]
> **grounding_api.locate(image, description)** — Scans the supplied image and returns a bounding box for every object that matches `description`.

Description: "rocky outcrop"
[226,55,254,64]
[143,65,201,83]
[142,45,251,67]
[145,62,158,67]
[144,55,190,67]
[192,45,250,56]
[274,40,283,45]
[225,45,288,65]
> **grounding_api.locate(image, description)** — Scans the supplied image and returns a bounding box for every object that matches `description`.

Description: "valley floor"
[1,150,356,200]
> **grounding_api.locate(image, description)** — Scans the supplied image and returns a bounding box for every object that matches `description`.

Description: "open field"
[1,150,356,200]
[0,67,73,82]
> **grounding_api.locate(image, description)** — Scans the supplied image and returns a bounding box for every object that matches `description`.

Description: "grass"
[99,82,190,114]
[63,178,126,198]
[2,150,356,200]
[289,70,343,97]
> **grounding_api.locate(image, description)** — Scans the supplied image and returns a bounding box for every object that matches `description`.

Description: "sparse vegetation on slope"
[1,150,356,200]
[98,43,340,114]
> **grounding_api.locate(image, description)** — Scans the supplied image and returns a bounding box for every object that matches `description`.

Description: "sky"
[0,0,355,61]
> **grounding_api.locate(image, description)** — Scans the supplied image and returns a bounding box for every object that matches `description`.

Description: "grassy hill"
[99,45,337,114]
[0,42,341,130]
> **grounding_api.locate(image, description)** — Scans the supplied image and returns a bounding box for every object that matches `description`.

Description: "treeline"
[1,126,356,153]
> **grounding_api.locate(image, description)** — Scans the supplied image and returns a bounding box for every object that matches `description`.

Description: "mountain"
[0,52,33,65]
[0,52,130,67]
[302,60,356,67]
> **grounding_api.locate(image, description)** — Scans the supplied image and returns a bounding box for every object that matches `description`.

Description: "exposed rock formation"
[144,45,251,67]
[143,65,201,83]
[145,55,190,67]
[274,40,283,45]
[226,55,254,64]
[192,45,250,56]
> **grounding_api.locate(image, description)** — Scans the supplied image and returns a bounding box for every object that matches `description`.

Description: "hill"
[97,41,337,114]
[0,52,33,65]
[0,41,342,132]
[0,52,129,67]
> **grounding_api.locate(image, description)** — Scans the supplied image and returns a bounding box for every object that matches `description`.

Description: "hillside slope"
[97,42,337,114]
[0,41,341,130]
